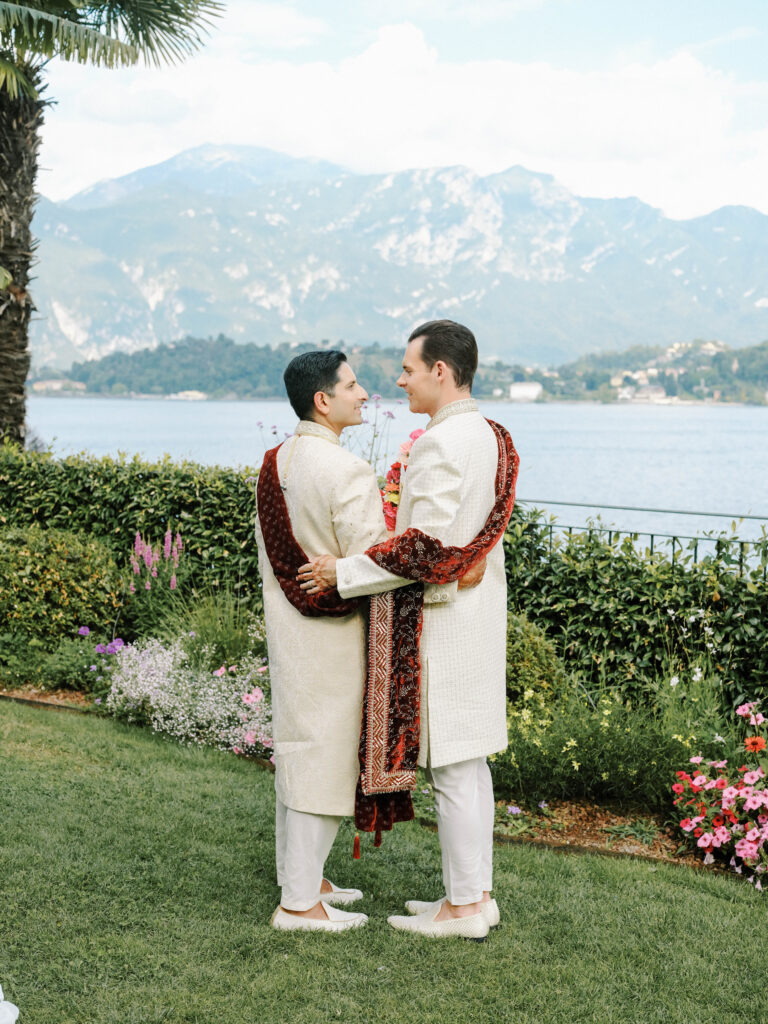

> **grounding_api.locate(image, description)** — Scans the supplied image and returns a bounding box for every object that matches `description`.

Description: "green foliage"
[504,506,768,702]
[0,524,121,649]
[506,611,566,706]
[0,442,260,595]
[157,588,268,675]
[492,689,688,809]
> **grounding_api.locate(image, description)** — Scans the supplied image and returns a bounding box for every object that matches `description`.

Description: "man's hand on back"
[298,555,338,593]
[457,557,486,590]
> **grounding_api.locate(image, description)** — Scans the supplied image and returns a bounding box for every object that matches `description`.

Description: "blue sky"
[38,0,768,217]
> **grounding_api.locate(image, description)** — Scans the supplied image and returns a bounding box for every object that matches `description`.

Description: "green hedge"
[3,445,767,702]
[505,507,768,701]
[0,442,259,592]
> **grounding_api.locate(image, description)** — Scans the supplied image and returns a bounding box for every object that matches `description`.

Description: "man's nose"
[396,374,406,388]
[360,388,369,401]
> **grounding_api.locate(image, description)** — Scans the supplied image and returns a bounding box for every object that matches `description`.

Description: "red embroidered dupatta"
[354,419,518,841]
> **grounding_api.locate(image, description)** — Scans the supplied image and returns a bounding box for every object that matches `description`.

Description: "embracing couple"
[255,319,519,941]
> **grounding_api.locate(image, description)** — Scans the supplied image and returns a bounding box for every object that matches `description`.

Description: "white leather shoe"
[388,903,489,941]
[405,897,500,928]
[271,902,368,933]
[322,880,364,906]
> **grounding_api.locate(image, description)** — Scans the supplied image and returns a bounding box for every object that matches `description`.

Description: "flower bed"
[106,637,273,758]
[674,701,768,888]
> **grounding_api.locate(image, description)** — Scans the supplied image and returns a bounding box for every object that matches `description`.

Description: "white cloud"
[38,23,768,218]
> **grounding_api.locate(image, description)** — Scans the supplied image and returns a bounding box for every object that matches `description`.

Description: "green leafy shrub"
[504,506,768,702]
[491,689,691,810]
[0,443,260,596]
[506,611,566,706]
[0,525,121,651]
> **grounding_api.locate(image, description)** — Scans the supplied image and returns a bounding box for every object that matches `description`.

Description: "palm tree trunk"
[0,59,45,446]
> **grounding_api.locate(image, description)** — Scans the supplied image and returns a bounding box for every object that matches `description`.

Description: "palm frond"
[0,266,13,290]
[0,2,138,67]
[88,0,224,67]
[0,52,35,97]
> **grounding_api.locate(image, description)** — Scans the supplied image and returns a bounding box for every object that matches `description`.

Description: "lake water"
[25,396,768,543]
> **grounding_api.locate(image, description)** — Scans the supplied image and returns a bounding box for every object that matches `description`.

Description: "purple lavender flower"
[384,410,395,419]
[94,698,102,705]
[90,665,97,671]
[95,643,107,654]
[78,626,90,636]
[164,529,172,560]
[506,805,522,815]
[112,638,125,649]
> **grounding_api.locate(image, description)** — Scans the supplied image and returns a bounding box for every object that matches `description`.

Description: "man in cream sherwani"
[255,350,388,933]
[300,320,508,941]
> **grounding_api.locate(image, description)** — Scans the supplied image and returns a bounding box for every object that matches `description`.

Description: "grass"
[1,701,766,1024]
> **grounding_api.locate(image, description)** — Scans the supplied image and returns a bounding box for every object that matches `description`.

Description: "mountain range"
[30,144,768,369]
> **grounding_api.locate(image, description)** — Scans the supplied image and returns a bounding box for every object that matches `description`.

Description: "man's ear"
[434,360,449,382]
[313,390,329,415]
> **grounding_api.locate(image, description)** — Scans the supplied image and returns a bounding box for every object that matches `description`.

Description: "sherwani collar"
[295,420,341,445]
[426,397,478,430]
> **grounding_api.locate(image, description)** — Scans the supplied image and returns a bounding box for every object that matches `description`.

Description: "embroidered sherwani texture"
[336,399,509,769]
[255,420,387,817]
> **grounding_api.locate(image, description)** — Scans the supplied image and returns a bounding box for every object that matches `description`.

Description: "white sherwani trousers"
[426,757,494,905]
[275,798,342,911]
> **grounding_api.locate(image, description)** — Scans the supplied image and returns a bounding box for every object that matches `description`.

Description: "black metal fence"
[515,498,768,577]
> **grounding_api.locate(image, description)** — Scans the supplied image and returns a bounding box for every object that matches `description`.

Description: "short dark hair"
[283,350,347,420]
[408,320,477,390]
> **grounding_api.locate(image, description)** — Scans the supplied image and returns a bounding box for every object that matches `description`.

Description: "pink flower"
[145,580,151,591]
[257,666,268,674]
[129,582,135,593]
[213,666,226,677]
[228,665,237,673]
[143,543,153,569]
[721,786,739,807]
[170,575,177,590]
[735,838,759,861]
[758,814,768,825]
[269,755,275,764]
[242,693,256,706]
[692,774,707,786]
[709,760,728,769]
[233,746,242,755]
[746,827,761,842]
[689,756,703,764]
[410,429,425,441]
[751,713,765,726]
[744,771,763,786]
[679,818,694,832]
[164,529,172,560]
[703,852,715,865]
[714,826,731,844]
[134,532,143,556]
[697,832,715,848]
[737,702,757,718]
[243,731,256,745]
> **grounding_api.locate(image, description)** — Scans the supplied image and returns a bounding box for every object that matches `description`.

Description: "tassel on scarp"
[353,833,361,859]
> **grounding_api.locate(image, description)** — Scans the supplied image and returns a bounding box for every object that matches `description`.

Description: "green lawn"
[1,700,764,1024]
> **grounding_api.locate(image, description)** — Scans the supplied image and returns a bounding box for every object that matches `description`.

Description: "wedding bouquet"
[381,429,424,530]
[673,701,768,888]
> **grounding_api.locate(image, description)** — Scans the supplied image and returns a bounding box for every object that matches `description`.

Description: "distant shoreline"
[25,391,764,409]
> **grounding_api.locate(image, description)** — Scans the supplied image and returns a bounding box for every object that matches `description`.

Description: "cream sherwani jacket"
[336,399,509,769]
[255,420,388,817]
